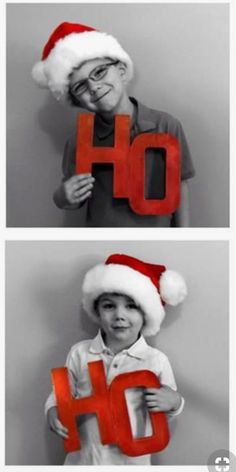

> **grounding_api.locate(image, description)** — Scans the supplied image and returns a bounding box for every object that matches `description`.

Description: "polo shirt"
[57,97,195,227]
[45,330,184,465]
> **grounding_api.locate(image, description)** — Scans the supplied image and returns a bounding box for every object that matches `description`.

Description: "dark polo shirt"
[56,97,195,227]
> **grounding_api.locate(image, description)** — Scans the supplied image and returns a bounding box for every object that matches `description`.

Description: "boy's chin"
[112,329,138,341]
[96,101,118,114]
[94,95,122,115]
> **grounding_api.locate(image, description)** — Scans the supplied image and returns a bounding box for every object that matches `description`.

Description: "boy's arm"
[144,386,184,416]
[146,353,185,417]
[172,180,190,227]
[53,181,77,209]
[167,390,185,417]
[169,117,194,227]
[53,138,94,209]
[53,174,94,209]
[44,348,79,417]
[45,348,80,439]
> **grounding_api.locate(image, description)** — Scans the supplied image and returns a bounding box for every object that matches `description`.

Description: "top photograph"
[6,3,229,227]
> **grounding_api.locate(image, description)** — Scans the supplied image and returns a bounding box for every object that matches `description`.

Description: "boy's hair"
[94,292,144,317]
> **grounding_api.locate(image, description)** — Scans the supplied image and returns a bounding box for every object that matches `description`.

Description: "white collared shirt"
[45,331,184,465]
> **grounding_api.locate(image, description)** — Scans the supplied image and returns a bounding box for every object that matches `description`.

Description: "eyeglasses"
[69,61,119,98]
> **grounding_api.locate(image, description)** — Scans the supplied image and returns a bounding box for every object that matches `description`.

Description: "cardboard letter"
[110,369,170,455]
[51,361,114,452]
[76,114,130,197]
[129,133,180,214]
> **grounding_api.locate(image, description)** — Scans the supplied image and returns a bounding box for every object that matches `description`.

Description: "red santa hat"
[32,22,134,102]
[82,254,187,336]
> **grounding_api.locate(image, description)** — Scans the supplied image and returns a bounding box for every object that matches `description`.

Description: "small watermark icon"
[207,449,236,472]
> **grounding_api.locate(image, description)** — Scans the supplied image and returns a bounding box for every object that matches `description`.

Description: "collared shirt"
[45,331,184,465]
[57,97,195,227]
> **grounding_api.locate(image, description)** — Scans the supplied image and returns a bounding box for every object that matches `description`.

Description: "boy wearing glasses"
[32,22,195,227]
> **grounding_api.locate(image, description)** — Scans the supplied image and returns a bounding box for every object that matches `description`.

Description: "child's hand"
[47,406,69,439]
[144,386,182,413]
[64,174,95,205]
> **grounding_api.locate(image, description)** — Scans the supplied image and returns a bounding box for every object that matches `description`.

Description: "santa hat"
[32,22,134,102]
[82,254,187,336]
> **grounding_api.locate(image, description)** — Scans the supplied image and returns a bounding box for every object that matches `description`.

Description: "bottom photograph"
[5,240,229,466]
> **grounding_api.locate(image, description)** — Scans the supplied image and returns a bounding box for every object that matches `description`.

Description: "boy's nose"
[88,79,102,94]
[115,306,126,320]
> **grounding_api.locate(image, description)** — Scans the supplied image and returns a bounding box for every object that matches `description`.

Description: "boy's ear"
[117,61,128,81]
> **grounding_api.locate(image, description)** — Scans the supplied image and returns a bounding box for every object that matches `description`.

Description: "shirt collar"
[89,329,150,360]
[94,97,156,139]
[131,97,157,132]
[89,330,108,354]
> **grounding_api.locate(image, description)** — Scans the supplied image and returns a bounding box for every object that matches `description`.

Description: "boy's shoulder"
[68,337,94,356]
[141,339,170,364]
[136,98,182,133]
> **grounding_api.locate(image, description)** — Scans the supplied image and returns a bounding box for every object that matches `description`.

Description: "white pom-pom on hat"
[160,270,187,306]
[31,61,48,88]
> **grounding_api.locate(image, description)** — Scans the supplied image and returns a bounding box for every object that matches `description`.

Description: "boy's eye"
[73,81,86,94]
[93,66,107,80]
[102,302,115,310]
[126,302,138,310]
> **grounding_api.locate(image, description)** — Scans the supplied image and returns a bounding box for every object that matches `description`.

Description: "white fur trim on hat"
[160,270,187,306]
[82,263,165,337]
[32,31,133,102]
[32,61,49,88]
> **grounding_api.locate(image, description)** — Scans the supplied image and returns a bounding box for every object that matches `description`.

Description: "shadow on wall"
[36,97,88,226]
[22,255,98,464]
[37,95,77,153]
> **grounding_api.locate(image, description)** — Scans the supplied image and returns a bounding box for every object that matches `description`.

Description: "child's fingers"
[53,419,69,439]
[65,179,94,204]
[74,183,94,197]
[146,405,163,412]
[54,418,68,431]
[144,391,164,410]
[70,174,94,183]
[144,392,160,401]
[72,190,92,204]
[144,395,160,405]
[78,190,92,202]
[144,388,160,394]
[146,401,159,408]
[72,177,95,189]
[145,397,166,411]
[56,428,69,439]
[144,388,168,401]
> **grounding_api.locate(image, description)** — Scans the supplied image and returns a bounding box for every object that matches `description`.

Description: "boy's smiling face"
[69,57,129,116]
[96,293,144,350]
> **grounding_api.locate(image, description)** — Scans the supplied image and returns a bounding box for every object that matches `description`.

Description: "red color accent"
[51,360,170,456]
[76,114,130,197]
[75,113,180,215]
[110,369,170,456]
[106,254,166,294]
[42,22,96,60]
[129,133,180,214]
[51,361,115,452]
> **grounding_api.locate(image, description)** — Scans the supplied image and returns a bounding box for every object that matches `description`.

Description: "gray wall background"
[7,3,229,227]
[6,241,229,465]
